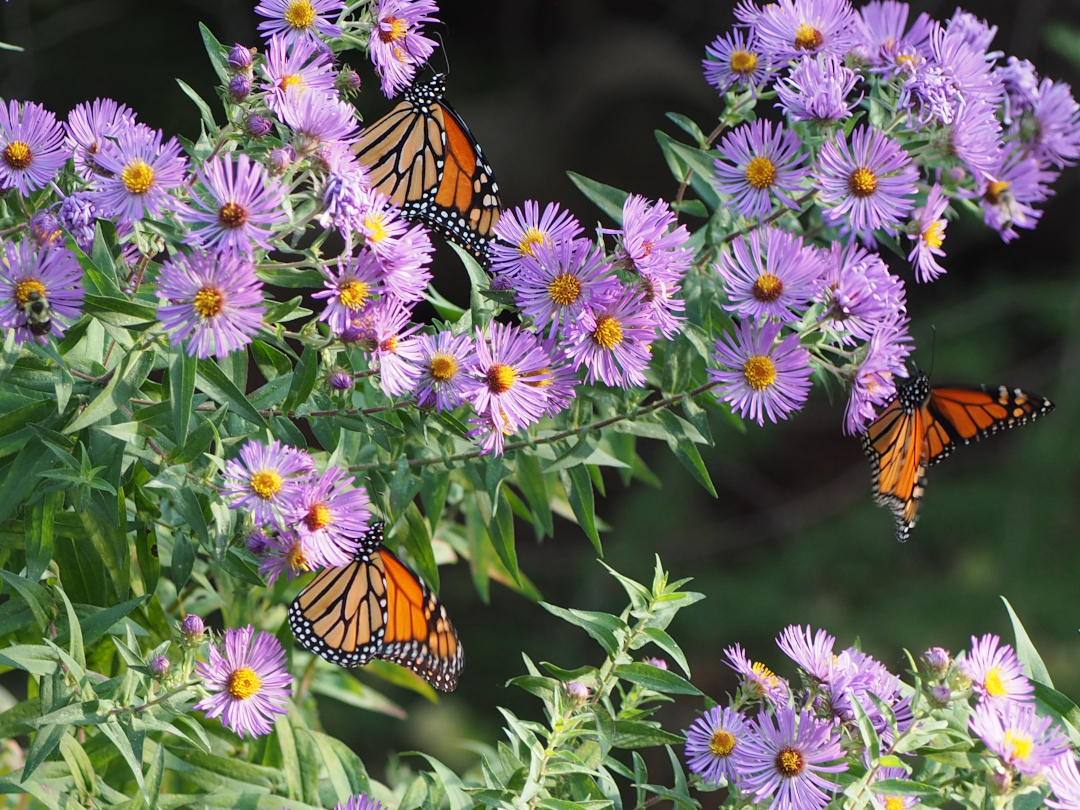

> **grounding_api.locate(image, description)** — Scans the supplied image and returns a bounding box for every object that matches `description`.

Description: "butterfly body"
[288,522,464,691]
[861,372,1054,542]
[354,73,502,264]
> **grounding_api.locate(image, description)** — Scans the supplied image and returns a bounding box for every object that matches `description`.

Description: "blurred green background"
[3,0,1080,796]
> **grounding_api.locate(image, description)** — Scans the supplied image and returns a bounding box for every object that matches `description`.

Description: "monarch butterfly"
[861,371,1054,542]
[353,73,502,265]
[288,522,464,691]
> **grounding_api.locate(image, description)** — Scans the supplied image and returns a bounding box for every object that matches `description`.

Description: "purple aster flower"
[58,191,100,253]
[287,467,371,568]
[775,53,860,124]
[221,439,314,529]
[814,126,919,237]
[777,625,835,682]
[260,34,336,114]
[65,97,135,179]
[0,237,84,345]
[156,250,265,359]
[826,648,912,742]
[685,706,754,785]
[734,1,762,26]
[409,329,477,412]
[246,529,271,554]
[754,0,860,63]
[194,625,292,739]
[959,634,1035,705]
[313,250,386,333]
[355,194,435,301]
[714,120,806,220]
[360,299,424,397]
[970,700,1070,776]
[0,100,68,195]
[819,242,906,343]
[998,57,1040,124]
[566,288,655,389]
[490,200,583,279]
[855,1,933,73]
[464,322,553,432]
[976,152,1055,243]
[28,210,61,248]
[1048,755,1080,810]
[465,413,512,456]
[843,314,912,435]
[703,29,774,95]
[907,184,949,282]
[180,614,205,642]
[738,707,848,810]
[871,767,921,810]
[944,99,1002,184]
[281,88,360,156]
[636,271,686,341]
[946,8,999,52]
[724,643,790,705]
[336,795,386,810]
[898,60,962,128]
[516,237,619,338]
[316,141,371,232]
[719,227,825,323]
[183,153,288,257]
[708,320,813,425]
[269,145,295,174]
[617,195,693,280]
[94,125,188,226]
[927,20,1003,112]
[368,0,440,98]
[255,0,344,44]
[533,337,579,417]
[1021,78,1080,169]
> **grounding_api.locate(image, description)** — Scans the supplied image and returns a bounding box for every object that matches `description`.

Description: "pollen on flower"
[284,0,316,30]
[379,15,408,43]
[338,279,370,311]
[517,227,547,258]
[303,502,332,531]
[984,667,1007,697]
[730,49,758,75]
[751,660,782,691]
[743,355,777,390]
[249,469,284,499]
[849,167,879,197]
[486,363,517,394]
[592,315,623,349]
[286,539,310,572]
[3,141,32,170]
[984,180,1010,205]
[363,212,390,244]
[429,353,458,382]
[121,160,155,194]
[794,22,824,50]
[379,336,398,353]
[776,747,805,777]
[745,156,777,189]
[752,273,784,302]
[14,279,46,306]
[547,273,583,306]
[1003,730,1034,761]
[218,201,250,229]
[227,666,263,700]
[193,287,225,319]
[280,74,303,91]
[922,221,945,249]
[709,730,736,757]
[883,797,905,810]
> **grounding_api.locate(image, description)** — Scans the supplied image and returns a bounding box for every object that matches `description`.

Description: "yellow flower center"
[518,227,546,258]
[303,501,332,531]
[218,201,249,229]
[730,50,758,76]
[429,353,458,382]
[896,53,917,68]
[280,74,303,91]
[922,221,945,249]
[743,355,777,391]
[338,279,370,311]
[364,212,390,244]
[193,286,225,319]
[121,160,155,194]
[709,730,736,757]
[884,797,905,810]
[592,315,623,349]
[227,667,263,700]
[548,273,582,306]
[746,156,777,189]
[776,747,804,777]
[487,363,517,394]
[249,470,283,500]
[379,336,398,353]
[1004,729,1033,761]
[3,141,32,170]
[379,16,408,43]
[15,279,46,306]
[984,180,1010,205]
[752,273,784,303]
[524,366,553,389]
[849,167,878,197]
[984,667,1007,697]
[751,661,781,691]
[287,540,310,572]
[794,23,824,50]
[284,0,316,30]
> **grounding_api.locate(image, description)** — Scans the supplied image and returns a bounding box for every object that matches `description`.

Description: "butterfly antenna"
[433,31,451,76]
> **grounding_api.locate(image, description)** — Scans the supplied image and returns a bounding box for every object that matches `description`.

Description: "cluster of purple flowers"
[686,627,1080,810]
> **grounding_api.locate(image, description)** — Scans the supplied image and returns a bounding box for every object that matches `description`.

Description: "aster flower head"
[336,795,386,810]
[490,200,583,278]
[709,320,813,426]
[738,706,848,810]
[928,20,1003,112]
[827,648,912,741]
[193,625,292,739]
[281,88,360,155]
[998,57,1040,123]
[258,531,312,586]
[907,184,949,282]
[65,97,135,179]
[814,125,919,237]
[871,767,921,810]
[355,196,435,302]
[777,625,836,683]
[361,298,424,397]
[516,237,620,338]
[617,195,693,280]
[843,314,912,435]
[819,242,906,344]
[566,287,655,389]
[775,53,860,124]
[287,467,371,568]
[410,329,477,412]
[466,413,512,456]
[1048,755,1080,810]
[0,100,68,196]
[58,191,100,252]
[714,120,807,221]
[754,0,861,63]
[156,250,265,359]
[369,0,440,98]
[685,706,754,785]
[220,439,315,529]
[959,633,1035,705]
[856,1,933,73]
[94,125,188,226]
[313,250,387,333]
[898,61,963,128]
[969,700,1070,776]
[703,28,774,95]
[976,152,1055,243]
[636,270,686,341]
[183,153,288,257]
[316,141,372,232]
[255,0,344,44]
[533,337,580,417]
[719,227,826,323]
[0,238,84,345]
[464,322,553,432]
[28,210,61,249]
[260,34,337,113]
[1021,78,1080,169]
[944,99,1002,185]
[724,643,790,705]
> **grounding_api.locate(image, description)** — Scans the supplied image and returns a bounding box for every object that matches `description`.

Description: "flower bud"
[228,43,254,74]
[246,114,273,138]
[28,210,61,247]
[988,769,1013,796]
[269,146,294,175]
[922,647,951,679]
[566,681,590,704]
[329,370,354,391]
[336,67,362,98]
[490,274,513,291]
[246,529,270,554]
[229,75,252,102]
[929,684,952,707]
[150,655,171,678]
[180,614,205,644]
[644,656,668,670]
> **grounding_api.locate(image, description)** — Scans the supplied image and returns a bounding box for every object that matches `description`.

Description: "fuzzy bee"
[21,290,52,337]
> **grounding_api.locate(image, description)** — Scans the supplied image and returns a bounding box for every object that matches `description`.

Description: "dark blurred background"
[5,0,1080,797]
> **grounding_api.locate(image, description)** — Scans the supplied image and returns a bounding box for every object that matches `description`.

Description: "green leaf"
[99,718,147,798]
[410,753,474,810]
[612,721,684,749]
[400,503,439,592]
[540,603,624,657]
[252,340,294,381]
[1033,680,1080,742]
[486,488,519,583]
[55,586,85,669]
[196,358,269,427]
[199,21,232,84]
[172,533,195,591]
[308,668,405,718]
[59,731,96,799]
[560,467,601,555]
[170,350,196,447]
[79,509,129,601]
[0,439,60,524]
[66,349,155,433]
[637,628,691,678]
[1003,596,1053,687]
[283,345,318,413]
[567,172,630,224]
[0,644,58,675]
[664,112,706,146]
[56,596,149,649]
[24,492,61,581]
[0,329,21,387]
[0,569,52,630]
[176,78,218,131]
[172,419,215,464]
[275,713,302,800]
[612,663,701,695]
[22,723,69,781]
[871,780,941,798]
[515,453,553,538]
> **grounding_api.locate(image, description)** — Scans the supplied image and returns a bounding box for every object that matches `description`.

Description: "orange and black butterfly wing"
[924,385,1055,466]
[862,394,929,543]
[375,547,464,692]
[354,95,443,211]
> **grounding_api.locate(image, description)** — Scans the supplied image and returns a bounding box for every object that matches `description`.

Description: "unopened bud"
[268,146,294,174]
[566,681,590,704]
[329,370,354,391]
[229,75,252,102]
[246,530,270,554]
[150,655,171,678]
[988,769,1013,796]
[929,684,952,707]
[180,614,205,644]
[246,114,273,138]
[228,44,254,73]
[336,67,362,98]
[922,647,951,679]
